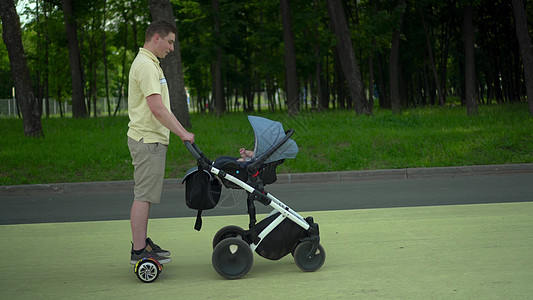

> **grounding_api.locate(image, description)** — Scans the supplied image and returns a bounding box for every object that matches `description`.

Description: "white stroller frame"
[208,163,309,252]
[185,136,325,279]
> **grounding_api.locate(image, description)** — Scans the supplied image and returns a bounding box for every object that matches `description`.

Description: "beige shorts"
[128,137,168,203]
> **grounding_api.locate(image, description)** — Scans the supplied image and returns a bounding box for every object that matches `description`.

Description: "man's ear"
[153,33,160,43]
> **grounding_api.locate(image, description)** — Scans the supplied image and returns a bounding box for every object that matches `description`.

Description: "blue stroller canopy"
[248,116,298,163]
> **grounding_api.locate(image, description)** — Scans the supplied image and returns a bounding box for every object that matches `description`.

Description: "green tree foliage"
[2,0,533,118]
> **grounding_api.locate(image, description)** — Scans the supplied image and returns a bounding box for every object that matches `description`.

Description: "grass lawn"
[1,102,532,185]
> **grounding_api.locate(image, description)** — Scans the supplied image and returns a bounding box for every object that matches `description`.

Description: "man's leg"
[131,200,150,251]
[129,197,171,264]
[127,137,169,261]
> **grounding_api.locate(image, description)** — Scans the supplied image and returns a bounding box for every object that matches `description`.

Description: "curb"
[1,163,533,195]
[277,163,533,184]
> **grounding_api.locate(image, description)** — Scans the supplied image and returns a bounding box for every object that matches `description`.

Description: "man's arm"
[146,93,194,143]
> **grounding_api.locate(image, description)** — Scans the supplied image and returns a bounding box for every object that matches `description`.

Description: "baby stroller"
[183,116,325,279]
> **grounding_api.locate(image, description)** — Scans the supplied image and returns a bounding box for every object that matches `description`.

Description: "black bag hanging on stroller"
[182,167,222,230]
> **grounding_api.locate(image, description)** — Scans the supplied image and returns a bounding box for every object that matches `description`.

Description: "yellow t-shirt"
[127,48,171,144]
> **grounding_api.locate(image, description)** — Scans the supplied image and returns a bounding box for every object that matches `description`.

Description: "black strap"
[194,210,203,231]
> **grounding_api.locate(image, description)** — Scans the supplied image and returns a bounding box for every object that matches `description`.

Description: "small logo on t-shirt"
[160,78,167,85]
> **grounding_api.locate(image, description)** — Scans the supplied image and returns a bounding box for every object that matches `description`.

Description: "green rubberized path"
[2,202,532,299]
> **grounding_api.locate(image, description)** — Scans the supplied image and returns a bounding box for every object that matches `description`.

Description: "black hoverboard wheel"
[134,258,162,283]
[293,241,326,272]
[212,237,253,279]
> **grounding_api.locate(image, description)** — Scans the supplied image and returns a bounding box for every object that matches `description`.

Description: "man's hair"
[145,20,178,42]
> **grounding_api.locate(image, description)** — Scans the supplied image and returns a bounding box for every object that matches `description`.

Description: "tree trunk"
[212,0,224,116]
[326,0,368,115]
[114,8,128,116]
[255,73,262,113]
[44,1,50,118]
[368,56,375,115]
[89,11,98,117]
[438,16,451,103]
[390,0,405,115]
[512,0,533,115]
[0,0,44,137]
[102,0,111,116]
[377,54,388,108]
[149,0,192,128]
[315,43,327,111]
[280,0,299,115]
[62,0,87,118]
[419,8,445,106]
[463,4,478,115]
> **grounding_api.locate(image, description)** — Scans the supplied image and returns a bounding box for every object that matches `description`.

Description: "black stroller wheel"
[212,225,246,249]
[212,237,253,279]
[293,241,326,272]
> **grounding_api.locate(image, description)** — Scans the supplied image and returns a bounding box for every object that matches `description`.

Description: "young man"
[127,20,194,265]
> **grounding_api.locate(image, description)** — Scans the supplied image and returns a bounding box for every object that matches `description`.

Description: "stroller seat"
[213,156,283,188]
[211,115,297,190]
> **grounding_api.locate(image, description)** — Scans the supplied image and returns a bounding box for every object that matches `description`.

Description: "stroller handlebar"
[184,141,202,160]
[185,141,213,169]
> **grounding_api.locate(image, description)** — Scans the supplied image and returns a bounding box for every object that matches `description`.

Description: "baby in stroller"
[184,116,325,279]
[237,148,254,162]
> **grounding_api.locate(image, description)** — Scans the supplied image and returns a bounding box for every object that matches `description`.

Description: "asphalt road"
[1,165,532,225]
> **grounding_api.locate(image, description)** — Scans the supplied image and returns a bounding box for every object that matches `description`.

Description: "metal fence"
[0,97,128,118]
